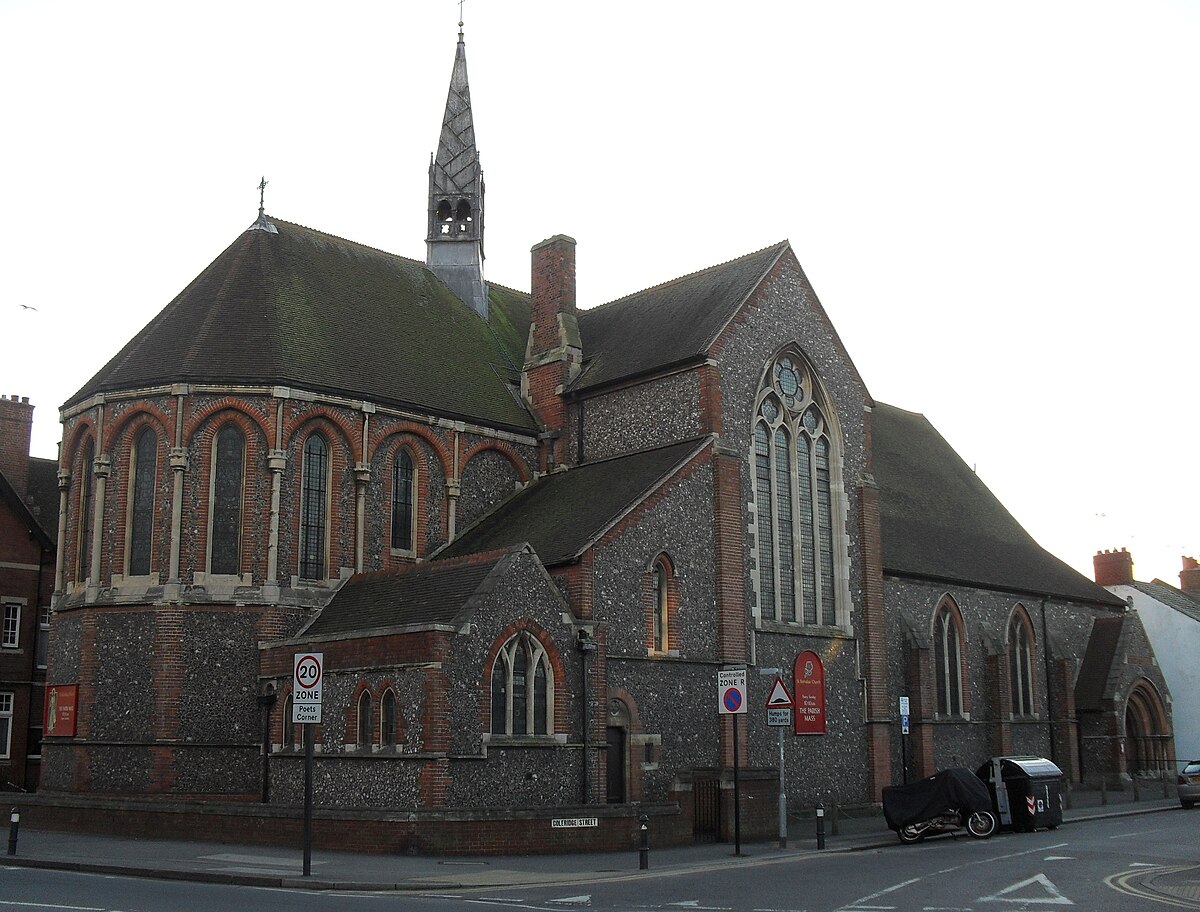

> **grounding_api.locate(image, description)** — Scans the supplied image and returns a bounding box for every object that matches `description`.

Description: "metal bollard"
[638,814,649,870]
[7,808,18,856]
[815,803,825,850]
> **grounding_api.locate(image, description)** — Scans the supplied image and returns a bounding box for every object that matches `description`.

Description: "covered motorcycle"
[882,767,997,842]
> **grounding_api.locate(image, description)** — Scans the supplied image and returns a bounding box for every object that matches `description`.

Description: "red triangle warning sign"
[765,675,793,708]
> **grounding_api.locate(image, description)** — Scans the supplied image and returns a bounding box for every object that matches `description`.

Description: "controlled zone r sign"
[717,668,747,715]
[293,652,323,724]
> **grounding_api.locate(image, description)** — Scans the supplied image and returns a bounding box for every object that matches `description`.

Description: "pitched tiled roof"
[573,243,789,392]
[67,219,537,433]
[1075,616,1124,711]
[1133,580,1200,625]
[24,457,59,541]
[303,548,519,637]
[872,403,1124,606]
[437,437,710,565]
[0,464,55,550]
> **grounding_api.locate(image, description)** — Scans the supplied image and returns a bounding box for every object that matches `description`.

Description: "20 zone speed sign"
[293,653,323,724]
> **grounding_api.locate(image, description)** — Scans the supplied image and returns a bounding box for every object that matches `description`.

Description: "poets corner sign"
[792,650,826,735]
[292,653,323,724]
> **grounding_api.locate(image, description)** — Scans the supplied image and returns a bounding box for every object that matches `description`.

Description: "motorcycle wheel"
[898,825,925,844]
[967,810,997,839]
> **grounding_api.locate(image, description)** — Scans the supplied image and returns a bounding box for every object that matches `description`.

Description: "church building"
[34,27,1173,853]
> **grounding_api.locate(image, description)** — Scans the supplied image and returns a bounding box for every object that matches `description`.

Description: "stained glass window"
[299,435,328,580]
[490,632,552,736]
[129,428,157,576]
[935,604,964,716]
[1009,610,1034,716]
[211,425,245,575]
[391,451,414,551]
[751,354,842,628]
[78,441,94,583]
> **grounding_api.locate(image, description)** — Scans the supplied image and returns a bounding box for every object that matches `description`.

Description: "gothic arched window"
[391,450,415,552]
[652,559,668,653]
[77,440,94,584]
[128,427,157,576]
[934,599,965,717]
[210,424,245,575]
[357,690,373,749]
[751,352,842,627]
[381,689,397,747]
[299,434,329,580]
[490,631,552,736]
[1008,607,1035,717]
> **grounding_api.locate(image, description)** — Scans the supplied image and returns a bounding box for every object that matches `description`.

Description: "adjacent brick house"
[0,395,58,791]
[33,26,1170,850]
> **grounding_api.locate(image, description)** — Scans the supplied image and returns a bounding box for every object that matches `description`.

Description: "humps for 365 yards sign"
[792,650,826,735]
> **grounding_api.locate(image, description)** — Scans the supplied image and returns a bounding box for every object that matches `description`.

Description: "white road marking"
[978,873,1073,905]
[546,896,592,906]
[0,903,106,911]
[1043,856,1074,861]
[1129,862,1158,867]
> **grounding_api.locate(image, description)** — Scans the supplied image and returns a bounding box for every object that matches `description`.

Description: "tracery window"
[934,600,965,717]
[391,450,415,552]
[357,690,373,749]
[299,434,329,580]
[1008,607,1035,717]
[490,631,552,736]
[210,424,245,575]
[128,427,157,576]
[77,441,94,584]
[752,352,841,626]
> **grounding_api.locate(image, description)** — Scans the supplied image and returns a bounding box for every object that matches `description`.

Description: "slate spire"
[426,23,487,319]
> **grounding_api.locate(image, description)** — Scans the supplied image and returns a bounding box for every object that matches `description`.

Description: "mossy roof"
[872,402,1124,607]
[67,218,537,433]
[573,243,789,392]
[437,437,710,565]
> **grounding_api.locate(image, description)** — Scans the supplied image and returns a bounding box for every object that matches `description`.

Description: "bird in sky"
[18,304,38,311]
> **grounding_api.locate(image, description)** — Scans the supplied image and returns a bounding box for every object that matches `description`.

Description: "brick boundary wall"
[16,795,696,856]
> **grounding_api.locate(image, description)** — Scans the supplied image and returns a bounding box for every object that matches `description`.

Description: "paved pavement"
[0,789,1191,901]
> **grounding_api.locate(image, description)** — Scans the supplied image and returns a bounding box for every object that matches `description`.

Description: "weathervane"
[258,176,268,217]
[458,0,465,30]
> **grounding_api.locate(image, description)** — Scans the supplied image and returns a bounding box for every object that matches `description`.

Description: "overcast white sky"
[2,1,1197,587]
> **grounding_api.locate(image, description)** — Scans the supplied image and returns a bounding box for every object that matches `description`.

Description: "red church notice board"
[792,651,826,735]
[45,684,78,737]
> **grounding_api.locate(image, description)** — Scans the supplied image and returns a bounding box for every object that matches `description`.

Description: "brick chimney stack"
[1180,556,1200,596]
[0,394,34,494]
[1093,548,1134,586]
[522,235,582,469]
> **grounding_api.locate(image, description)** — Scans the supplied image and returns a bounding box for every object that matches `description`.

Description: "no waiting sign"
[717,668,747,715]
[293,652,323,724]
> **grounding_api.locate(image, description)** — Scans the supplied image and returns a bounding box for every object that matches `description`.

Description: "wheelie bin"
[977,756,1064,832]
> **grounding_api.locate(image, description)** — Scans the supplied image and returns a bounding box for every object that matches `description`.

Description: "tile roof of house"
[0,462,56,550]
[303,548,521,637]
[1132,579,1200,624]
[573,243,789,392]
[436,437,711,565]
[872,402,1124,607]
[24,457,59,542]
[67,218,537,433]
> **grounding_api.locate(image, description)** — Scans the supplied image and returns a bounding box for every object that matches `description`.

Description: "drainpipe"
[577,629,596,804]
[1040,597,1056,765]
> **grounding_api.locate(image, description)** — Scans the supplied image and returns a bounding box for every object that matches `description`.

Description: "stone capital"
[169,447,190,471]
[267,449,288,473]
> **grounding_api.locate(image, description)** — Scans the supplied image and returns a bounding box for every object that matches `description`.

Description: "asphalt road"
[2,812,1196,911]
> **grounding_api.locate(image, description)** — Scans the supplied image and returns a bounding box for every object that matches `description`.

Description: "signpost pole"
[733,712,741,857]
[777,726,786,848]
[303,722,313,877]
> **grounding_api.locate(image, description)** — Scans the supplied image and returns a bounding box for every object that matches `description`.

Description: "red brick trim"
[460,439,532,484]
[369,423,453,482]
[282,406,360,462]
[184,399,273,446]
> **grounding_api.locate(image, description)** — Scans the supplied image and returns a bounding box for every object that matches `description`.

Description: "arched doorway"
[1124,680,1172,779]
